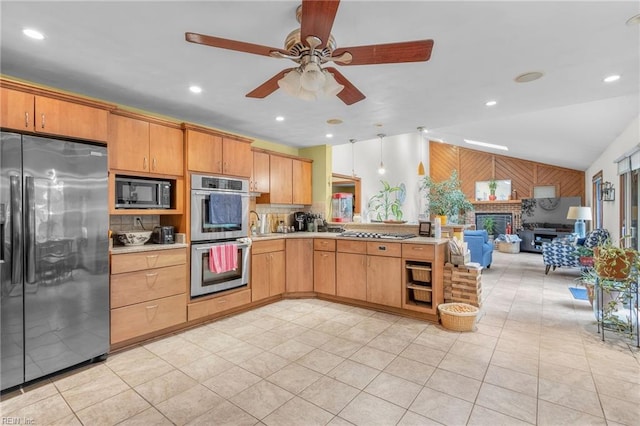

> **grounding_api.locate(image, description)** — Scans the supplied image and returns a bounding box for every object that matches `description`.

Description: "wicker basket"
[497,241,520,254]
[406,265,431,282]
[438,302,478,331]
[408,284,432,302]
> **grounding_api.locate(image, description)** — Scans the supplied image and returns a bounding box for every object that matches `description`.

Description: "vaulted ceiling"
[1,1,638,170]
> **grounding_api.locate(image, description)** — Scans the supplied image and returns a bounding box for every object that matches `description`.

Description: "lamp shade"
[567,206,592,221]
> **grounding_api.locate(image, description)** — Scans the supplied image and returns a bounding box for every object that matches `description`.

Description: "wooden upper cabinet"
[109,114,183,176]
[222,137,252,177]
[269,155,293,204]
[1,88,34,131]
[109,114,150,172]
[1,87,108,142]
[252,150,270,193]
[293,159,312,205]
[186,130,251,178]
[187,130,223,174]
[149,123,184,176]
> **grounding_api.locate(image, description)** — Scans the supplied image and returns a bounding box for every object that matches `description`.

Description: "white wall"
[585,115,640,243]
[332,132,429,223]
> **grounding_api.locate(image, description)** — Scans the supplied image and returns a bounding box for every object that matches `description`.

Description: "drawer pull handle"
[145,273,158,287]
[145,255,159,268]
[25,112,29,127]
[41,113,45,129]
[378,246,387,251]
[218,299,228,304]
[413,247,424,250]
[146,304,159,321]
[146,304,159,309]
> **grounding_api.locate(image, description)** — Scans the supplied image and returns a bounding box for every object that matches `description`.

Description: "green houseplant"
[481,216,496,237]
[488,179,498,201]
[367,180,406,221]
[420,170,473,225]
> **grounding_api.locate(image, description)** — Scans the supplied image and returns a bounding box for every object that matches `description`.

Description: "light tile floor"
[2,251,639,425]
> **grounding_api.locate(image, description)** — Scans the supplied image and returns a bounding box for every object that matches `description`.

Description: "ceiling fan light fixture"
[322,70,344,97]
[300,62,326,91]
[277,69,302,97]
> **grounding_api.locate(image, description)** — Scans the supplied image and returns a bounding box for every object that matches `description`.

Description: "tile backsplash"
[109,215,160,232]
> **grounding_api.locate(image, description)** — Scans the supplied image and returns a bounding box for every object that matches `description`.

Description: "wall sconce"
[601,181,615,201]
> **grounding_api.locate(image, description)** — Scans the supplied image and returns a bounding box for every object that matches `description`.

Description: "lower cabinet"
[251,239,286,302]
[286,239,314,293]
[110,248,187,345]
[187,289,252,321]
[335,240,402,308]
[314,239,336,295]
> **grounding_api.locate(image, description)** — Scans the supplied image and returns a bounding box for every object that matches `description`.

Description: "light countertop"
[251,232,448,245]
[110,242,189,254]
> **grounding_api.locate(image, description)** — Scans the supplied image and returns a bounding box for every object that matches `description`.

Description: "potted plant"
[482,216,496,238]
[593,243,636,280]
[420,170,474,225]
[367,180,406,222]
[574,245,595,268]
[488,179,498,201]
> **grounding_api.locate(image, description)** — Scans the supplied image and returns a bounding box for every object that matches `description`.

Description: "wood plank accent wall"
[430,142,585,202]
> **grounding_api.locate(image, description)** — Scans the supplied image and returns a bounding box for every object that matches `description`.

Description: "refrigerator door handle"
[24,176,36,284]
[10,175,22,284]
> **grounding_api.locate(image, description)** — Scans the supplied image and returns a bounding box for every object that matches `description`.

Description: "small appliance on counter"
[152,225,175,244]
[294,211,307,232]
[332,193,353,222]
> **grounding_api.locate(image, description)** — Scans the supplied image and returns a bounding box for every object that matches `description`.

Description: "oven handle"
[193,243,250,252]
[192,190,250,197]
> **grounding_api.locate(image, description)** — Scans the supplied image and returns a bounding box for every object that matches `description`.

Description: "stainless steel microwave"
[115,176,171,209]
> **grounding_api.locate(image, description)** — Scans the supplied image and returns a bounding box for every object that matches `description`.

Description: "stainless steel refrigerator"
[1,131,109,391]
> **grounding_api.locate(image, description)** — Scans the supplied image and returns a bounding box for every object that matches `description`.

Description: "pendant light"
[417,127,426,175]
[377,133,386,175]
[350,139,357,177]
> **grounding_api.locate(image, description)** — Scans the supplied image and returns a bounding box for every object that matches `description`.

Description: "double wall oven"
[190,174,250,297]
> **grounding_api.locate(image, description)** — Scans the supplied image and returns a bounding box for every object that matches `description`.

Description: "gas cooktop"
[338,231,417,240]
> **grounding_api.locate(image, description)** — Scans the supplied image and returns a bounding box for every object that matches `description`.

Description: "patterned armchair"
[542,229,610,275]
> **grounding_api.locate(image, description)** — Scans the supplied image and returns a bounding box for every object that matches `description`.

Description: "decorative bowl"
[116,231,152,246]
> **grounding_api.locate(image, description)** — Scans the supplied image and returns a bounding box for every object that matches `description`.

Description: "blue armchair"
[463,230,493,268]
[542,228,610,274]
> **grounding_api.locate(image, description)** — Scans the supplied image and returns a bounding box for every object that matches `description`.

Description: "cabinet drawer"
[111,248,186,274]
[336,240,367,254]
[402,244,435,260]
[111,264,186,308]
[314,239,336,251]
[187,289,251,321]
[252,239,285,254]
[111,293,186,344]
[367,242,401,257]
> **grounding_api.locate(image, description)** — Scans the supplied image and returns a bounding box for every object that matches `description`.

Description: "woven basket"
[408,285,432,302]
[438,302,478,331]
[497,241,520,253]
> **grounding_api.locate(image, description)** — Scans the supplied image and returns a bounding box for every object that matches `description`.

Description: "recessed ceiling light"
[325,133,333,139]
[603,75,621,83]
[374,123,384,127]
[514,71,544,83]
[275,116,285,122]
[326,118,343,125]
[23,28,44,40]
[485,100,497,107]
[189,85,202,93]
[464,138,508,151]
[626,13,640,26]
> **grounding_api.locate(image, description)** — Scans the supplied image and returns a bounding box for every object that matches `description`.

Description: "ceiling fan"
[185,0,434,105]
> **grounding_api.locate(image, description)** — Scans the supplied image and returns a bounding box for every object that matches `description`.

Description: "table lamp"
[567,206,592,238]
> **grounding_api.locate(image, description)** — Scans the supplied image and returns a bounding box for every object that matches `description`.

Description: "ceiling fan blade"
[185,32,289,57]
[300,0,340,49]
[332,39,434,65]
[324,67,365,105]
[245,69,293,99]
